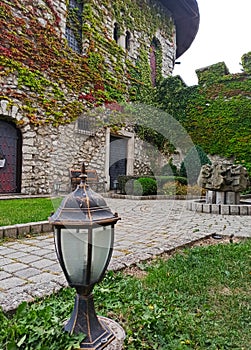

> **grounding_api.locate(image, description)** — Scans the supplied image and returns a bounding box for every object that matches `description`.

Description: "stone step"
[0,221,53,240]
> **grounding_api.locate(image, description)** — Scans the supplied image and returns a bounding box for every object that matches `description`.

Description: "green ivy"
[154,62,251,174]
[0,0,174,126]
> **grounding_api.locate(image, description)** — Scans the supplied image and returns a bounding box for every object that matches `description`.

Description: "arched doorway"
[0,120,22,193]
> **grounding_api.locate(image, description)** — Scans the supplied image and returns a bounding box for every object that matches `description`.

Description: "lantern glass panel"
[91,226,113,282]
[58,228,88,285]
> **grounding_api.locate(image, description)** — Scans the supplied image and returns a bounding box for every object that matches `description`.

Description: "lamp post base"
[65,294,125,350]
[80,316,125,350]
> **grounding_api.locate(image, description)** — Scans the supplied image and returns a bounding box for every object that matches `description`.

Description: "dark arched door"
[0,120,22,193]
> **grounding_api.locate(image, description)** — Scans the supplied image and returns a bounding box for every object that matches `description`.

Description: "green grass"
[0,198,62,226]
[0,240,250,349]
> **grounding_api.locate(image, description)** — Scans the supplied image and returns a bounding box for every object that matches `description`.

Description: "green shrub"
[133,177,157,196]
[161,158,179,176]
[118,175,139,194]
[162,181,187,195]
[180,145,211,184]
[162,183,206,196]
[118,175,187,194]
[155,176,187,187]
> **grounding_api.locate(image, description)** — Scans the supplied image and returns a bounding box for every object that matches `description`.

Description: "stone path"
[0,198,251,312]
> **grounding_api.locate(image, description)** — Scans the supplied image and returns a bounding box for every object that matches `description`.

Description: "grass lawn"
[0,239,250,349]
[0,198,62,226]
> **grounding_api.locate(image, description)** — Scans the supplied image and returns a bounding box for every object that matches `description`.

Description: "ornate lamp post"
[49,163,123,349]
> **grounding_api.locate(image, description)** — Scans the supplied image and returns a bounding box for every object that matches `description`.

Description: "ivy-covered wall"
[0,0,175,126]
[0,0,176,194]
[155,54,251,174]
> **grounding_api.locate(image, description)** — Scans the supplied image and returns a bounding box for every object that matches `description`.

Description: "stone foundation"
[187,199,251,215]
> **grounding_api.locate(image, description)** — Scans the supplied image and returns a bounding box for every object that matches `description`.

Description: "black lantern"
[49,163,120,349]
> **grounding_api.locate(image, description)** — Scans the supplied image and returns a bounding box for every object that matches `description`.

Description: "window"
[150,37,162,86]
[66,0,83,53]
[77,117,96,136]
[125,30,131,51]
[113,22,119,43]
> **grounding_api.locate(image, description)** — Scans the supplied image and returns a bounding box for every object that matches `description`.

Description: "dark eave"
[161,0,200,58]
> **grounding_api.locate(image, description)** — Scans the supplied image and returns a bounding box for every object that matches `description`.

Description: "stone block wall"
[0,0,175,194]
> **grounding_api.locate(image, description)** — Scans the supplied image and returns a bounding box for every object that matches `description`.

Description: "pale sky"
[173,0,251,86]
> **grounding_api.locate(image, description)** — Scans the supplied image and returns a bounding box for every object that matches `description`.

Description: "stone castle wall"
[0,0,175,194]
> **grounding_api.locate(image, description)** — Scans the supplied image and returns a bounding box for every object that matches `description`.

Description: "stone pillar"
[206,190,216,204]
[215,191,225,204]
[225,191,240,204]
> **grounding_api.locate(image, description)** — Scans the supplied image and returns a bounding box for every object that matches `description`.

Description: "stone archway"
[0,120,22,193]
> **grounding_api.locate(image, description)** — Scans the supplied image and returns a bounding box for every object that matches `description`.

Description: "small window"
[125,31,131,51]
[113,22,119,43]
[150,37,162,86]
[77,117,96,136]
[66,0,83,53]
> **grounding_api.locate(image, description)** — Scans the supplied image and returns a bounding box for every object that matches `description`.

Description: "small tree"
[180,145,211,184]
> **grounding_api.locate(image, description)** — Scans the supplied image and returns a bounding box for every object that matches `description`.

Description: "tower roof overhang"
[161,0,200,58]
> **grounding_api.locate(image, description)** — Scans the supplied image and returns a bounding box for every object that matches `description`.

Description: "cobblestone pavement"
[0,198,251,312]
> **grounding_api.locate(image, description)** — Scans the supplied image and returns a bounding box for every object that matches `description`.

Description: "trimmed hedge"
[133,177,157,196]
[117,175,187,195]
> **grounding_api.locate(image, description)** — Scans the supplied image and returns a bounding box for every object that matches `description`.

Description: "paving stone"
[28,272,60,284]
[32,259,55,269]
[2,262,29,273]
[0,247,18,256]
[14,267,41,279]
[1,277,25,290]
[0,257,15,266]
[0,270,12,281]
[32,239,54,248]
[45,263,62,274]
[16,254,42,264]
[13,245,41,253]
[32,248,55,257]
[7,251,28,259]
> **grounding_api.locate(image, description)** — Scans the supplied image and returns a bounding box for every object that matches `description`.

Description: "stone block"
[41,222,53,233]
[235,192,240,204]
[221,205,230,215]
[191,202,202,212]
[206,191,216,204]
[4,226,18,239]
[196,203,203,212]
[229,205,239,215]
[16,224,30,237]
[239,206,248,215]
[202,204,211,213]
[225,192,236,205]
[248,206,251,215]
[211,204,220,214]
[186,202,192,210]
[216,192,225,204]
[30,223,42,234]
[0,227,4,239]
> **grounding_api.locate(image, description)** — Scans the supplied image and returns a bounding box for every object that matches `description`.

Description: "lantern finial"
[79,162,88,185]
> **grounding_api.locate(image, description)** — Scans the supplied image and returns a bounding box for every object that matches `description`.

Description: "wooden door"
[0,121,22,193]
